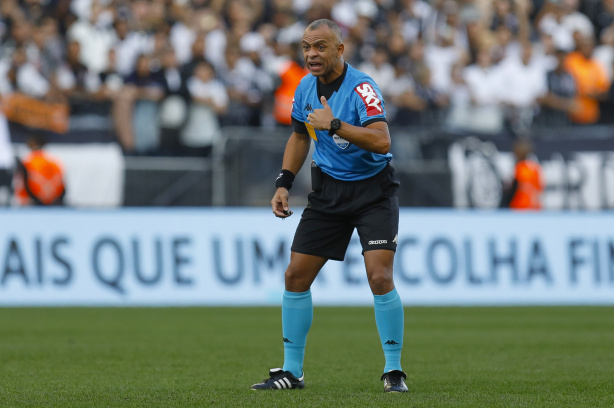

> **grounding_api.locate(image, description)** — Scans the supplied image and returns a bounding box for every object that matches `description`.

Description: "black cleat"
[381,370,408,393]
[250,368,305,390]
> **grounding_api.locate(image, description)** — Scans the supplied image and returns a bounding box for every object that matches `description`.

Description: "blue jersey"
[291,63,392,181]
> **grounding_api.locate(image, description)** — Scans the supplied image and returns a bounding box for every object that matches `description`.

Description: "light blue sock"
[374,288,404,373]
[282,290,313,378]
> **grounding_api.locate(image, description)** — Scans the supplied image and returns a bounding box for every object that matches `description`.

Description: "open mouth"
[308,62,323,71]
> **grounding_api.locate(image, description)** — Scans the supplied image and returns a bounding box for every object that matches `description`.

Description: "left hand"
[307,96,334,131]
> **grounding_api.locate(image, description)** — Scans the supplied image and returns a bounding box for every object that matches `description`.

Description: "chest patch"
[333,135,350,149]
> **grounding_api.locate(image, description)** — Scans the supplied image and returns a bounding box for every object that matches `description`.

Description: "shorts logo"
[368,240,387,245]
[393,234,398,244]
[355,82,382,116]
[333,134,350,149]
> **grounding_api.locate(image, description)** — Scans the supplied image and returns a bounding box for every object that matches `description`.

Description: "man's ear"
[337,43,344,58]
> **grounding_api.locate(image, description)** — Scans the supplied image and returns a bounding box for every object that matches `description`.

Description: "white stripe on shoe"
[283,377,292,388]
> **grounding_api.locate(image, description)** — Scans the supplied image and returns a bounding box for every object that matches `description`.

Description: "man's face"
[302,25,343,80]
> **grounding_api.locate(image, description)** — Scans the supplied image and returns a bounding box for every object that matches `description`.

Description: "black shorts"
[291,163,400,261]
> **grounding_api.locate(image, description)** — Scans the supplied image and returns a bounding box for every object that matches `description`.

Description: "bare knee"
[284,265,312,292]
[283,253,326,292]
[367,267,394,295]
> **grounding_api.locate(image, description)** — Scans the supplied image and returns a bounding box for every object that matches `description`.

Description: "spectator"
[111,17,150,77]
[490,0,519,34]
[180,59,228,157]
[5,45,63,101]
[96,48,125,103]
[31,16,65,79]
[491,23,521,64]
[463,46,500,107]
[158,47,189,156]
[564,34,611,124]
[448,61,471,108]
[113,54,164,154]
[239,32,276,127]
[435,0,468,51]
[0,0,613,158]
[424,18,467,96]
[399,0,433,45]
[496,42,547,134]
[66,0,114,74]
[53,39,100,110]
[537,0,594,51]
[387,56,425,127]
[407,38,426,72]
[180,33,208,81]
[0,15,32,63]
[387,29,409,64]
[358,45,395,98]
[409,63,450,126]
[536,48,577,127]
[589,0,614,42]
[219,43,262,127]
[14,133,66,206]
[455,45,504,133]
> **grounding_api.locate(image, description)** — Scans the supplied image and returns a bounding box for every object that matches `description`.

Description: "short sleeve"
[352,81,387,126]
[290,83,304,123]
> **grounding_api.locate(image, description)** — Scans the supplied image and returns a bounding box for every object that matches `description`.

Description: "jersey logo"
[333,135,350,149]
[304,103,312,111]
[355,82,382,116]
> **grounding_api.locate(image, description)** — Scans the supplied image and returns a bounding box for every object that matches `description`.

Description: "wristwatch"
[328,118,341,136]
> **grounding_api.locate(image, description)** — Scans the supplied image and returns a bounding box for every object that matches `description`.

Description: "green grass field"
[0,307,613,408]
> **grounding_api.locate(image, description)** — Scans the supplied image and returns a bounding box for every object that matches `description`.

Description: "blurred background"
[1,0,613,306]
[0,0,613,209]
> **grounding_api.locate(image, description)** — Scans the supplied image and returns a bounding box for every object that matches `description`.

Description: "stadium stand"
[1,0,613,207]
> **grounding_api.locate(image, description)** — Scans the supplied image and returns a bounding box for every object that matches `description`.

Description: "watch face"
[331,118,341,130]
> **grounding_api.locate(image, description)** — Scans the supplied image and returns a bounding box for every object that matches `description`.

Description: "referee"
[251,19,407,393]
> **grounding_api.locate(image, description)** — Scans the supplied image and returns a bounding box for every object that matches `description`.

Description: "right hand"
[271,187,293,218]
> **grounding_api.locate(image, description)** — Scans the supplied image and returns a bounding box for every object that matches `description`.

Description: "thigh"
[285,251,328,292]
[355,195,399,254]
[291,207,354,261]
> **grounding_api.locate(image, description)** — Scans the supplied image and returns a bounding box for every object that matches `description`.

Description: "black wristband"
[275,169,295,190]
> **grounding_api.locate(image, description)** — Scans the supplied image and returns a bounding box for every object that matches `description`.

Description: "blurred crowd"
[1,0,614,156]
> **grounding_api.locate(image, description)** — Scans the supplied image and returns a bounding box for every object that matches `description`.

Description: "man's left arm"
[307,96,391,154]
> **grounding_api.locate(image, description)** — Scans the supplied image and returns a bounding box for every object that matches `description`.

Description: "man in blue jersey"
[251,19,407,393]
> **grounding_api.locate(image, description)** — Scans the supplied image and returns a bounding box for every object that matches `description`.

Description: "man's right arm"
[271,131,311,218]
[281,131,311,175]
